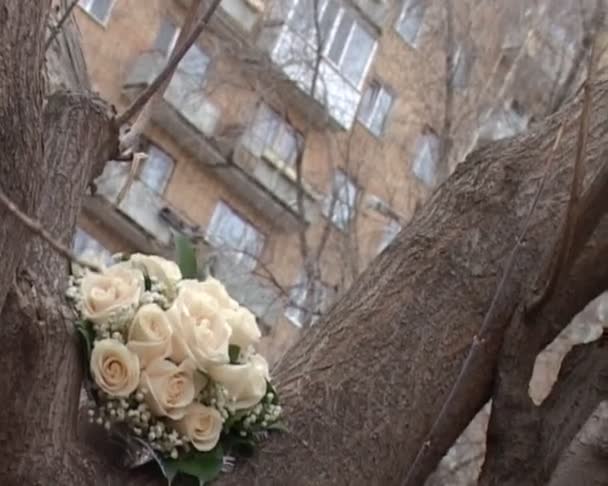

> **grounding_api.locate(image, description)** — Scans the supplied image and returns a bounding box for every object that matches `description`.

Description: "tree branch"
[401,121,565,486]
[45,0,79,51]
[527,32,598,315]
[0,187,101,272]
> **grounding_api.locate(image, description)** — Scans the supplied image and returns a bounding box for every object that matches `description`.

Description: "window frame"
[153,17,181,57]
[324,169,359,231]
[243,103,303,166]
[137,140,175,195]
[73,227,113,265]
[78,0,115,25]
[395,0,427,47]
[284,273,330,327]
[357,80,395,137]
[287,0,377,90]
[206,201,266,271]
[412,129,440,187]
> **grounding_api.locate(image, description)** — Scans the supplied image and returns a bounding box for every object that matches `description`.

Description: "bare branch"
[0,188,100,272]
[115,0,222,126]
[45,0,80,52]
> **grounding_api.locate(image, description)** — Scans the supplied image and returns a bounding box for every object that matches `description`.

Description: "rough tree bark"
[0,3,608,485]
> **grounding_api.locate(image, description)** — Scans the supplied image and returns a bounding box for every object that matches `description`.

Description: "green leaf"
[75,320,94,364]
[160,447,223,485]
[143,273,152,291]
[173,232,198,279]
[228,345,240,364]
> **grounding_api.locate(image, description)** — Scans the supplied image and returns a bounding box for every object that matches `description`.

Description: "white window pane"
[139,145,173,193]
[327,11,354,64]
[340,24,374,86]
[154,18,178,56]
[358,83,377,125]
[207,202,264,270]
[319,0,340,47]
[273,126,299,164]
[83,0,113,22]
[73,228,112,264]
[325,170,357,229]
[396,0,426,46]
[290,0,316,40]
[285,273,329,326]
[359,84,393,136]
[177,44,210,84]
[378,220,401,253]
[413,134,439,186]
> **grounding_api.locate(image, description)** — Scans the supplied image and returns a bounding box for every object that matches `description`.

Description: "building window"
[138,143,174,194]
[358,81,394,136]
[285,273,330,327]
[412,130,440,186]
[450,45,474,90]
[478,100,529,142]
[242,104,302,166]
[377,220,401,253]
[324,169,358,230]
[73,228,112,264]
[175,44,210,86]
[79,0,114,24]
[288,0,376,88]
[153,17,180,57]
[395,0,427,47]
[206,202,265,271]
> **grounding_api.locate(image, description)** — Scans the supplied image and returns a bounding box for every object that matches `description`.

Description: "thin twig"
[402,120,565,486]
[45,0,80,51]
[0,189,101,272]
[115,0,222,126]
[526,34,597,316]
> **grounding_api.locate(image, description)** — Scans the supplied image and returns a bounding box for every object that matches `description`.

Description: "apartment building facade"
[73,0,586,363]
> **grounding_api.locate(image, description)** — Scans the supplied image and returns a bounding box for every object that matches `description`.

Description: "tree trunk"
[1,3,608,485]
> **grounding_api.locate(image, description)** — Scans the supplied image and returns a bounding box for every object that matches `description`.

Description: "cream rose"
[141,358,197,420]
[181,278,238,310]
[130,254,182,296]
[90,339,140,397]
[127,304,173,367]
[166,285,232,370]
[80,263,144,323]
[173,403,224,452]
[208,354,269,410]
[222,306,261,350]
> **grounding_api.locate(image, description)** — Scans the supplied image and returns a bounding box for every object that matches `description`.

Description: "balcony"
[123,51,319,230]
[176,0,263,36]
[84,162,178,254]
[85,163,284,326]
[123,51,225,168]
[258,0,377,130]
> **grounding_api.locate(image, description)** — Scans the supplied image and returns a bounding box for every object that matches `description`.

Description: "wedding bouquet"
[67,243,282,483]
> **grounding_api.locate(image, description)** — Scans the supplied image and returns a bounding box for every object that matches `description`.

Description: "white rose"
[166,285,232,370]
[208,354,269,410]
[130,254,182,297]
[141,358,197,420]
[127,304,173,367]
[221,307,261,350]
[90,339,140,397]
[173,403,224,452]
[181,278,238,310]
[80,263,144,323]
